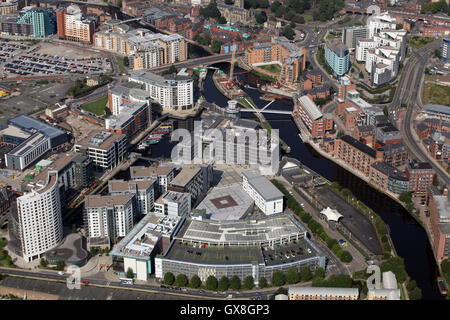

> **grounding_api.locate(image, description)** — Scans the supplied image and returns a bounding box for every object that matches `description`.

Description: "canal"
[69,61,443,299]
[200,64,443,299]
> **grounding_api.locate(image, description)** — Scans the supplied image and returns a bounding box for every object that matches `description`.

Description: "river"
[200,64,443,299]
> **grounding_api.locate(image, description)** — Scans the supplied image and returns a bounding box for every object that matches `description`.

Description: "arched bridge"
[150,52,245,73]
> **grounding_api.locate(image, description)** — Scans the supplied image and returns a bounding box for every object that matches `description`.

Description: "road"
[393,40,450,187]
[0,267,279,300]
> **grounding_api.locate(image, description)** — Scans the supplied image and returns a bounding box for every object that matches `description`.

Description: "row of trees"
[271,180,353,263]
[162,266,324,291]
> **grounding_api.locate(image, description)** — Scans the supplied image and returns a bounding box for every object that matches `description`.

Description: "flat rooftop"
[130,165,175,178]
[8,132,48,157]
[175,213,306,244]
[76,130,124,151]
[170,166,201,188]
[85,194,134,207]
[195,185,254,221]
[9,115,66,140]
[111,213,182,259]
[243,169,284,201]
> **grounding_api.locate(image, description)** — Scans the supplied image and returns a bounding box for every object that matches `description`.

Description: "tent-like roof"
[320,207,343,222]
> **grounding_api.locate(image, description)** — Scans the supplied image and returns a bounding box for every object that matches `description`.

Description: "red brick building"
[428,189,450,262]
[334,135,384,176]
[405,160,434,195]
[296,95,334,138]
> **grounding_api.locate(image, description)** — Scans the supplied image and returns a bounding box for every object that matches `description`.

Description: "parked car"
[58,271,64,276]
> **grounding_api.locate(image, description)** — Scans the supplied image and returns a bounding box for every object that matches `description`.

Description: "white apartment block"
[356,14,406,86]
[85,194,135,242]
[108,179,156,215]
[242,170,283,215]
[16,171,63,262]
[154,191,191,217]
[74,130,127,170]
[129,70,193,111]
[130,165,176,196]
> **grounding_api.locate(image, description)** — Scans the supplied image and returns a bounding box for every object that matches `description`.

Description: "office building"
[342,26,368,50]
[84,194,135,243]
[423,104,450,122]
[105,101,151,140]
[5,133,50,171]
[325,40,350,76]
[129,70,193,112]
[168,165,204,205]
[56,4,95,44]
[14,6,55,37]
[288,287,359,300]
[110,213,184,280]
[130,165,176,196]
[0,0,21,15]
[108,179,155,215]
[74,130,127,170]
[296,95,334,138]
[8,115,67,149]
[242,169,283,215]
[154,190,191,217]
[155,213,326,285]
[15,171,63,262]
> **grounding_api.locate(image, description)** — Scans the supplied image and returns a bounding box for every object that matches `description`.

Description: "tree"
[123,56,129,67]
[339,250,353,263]
[270,1,281,13]
[259,277,269,288]
[39,258,48,268]
[380,257,407,283]
[55,260,65,271]
[164,272,175,285]
[294,15,305,24]
[300,266,312,282]
[175,274,188,287]
[433,174,439,187]
[190,275,202,288]
[230,275,241,291]
[211,39,224,54]
[218,276,230,291]
[383,106,389,117]
[199,3,221,20]
[126,267,134,279]
[206,276,218,290]
[218,16,227,25]
[271,270,286,286]
[162,64,177,76]
[399,192,412,204]
[286,268,300,284]
[243,276,255,290]
[255,11,268,24]
[313,267,325,280]
[281,25,295,40]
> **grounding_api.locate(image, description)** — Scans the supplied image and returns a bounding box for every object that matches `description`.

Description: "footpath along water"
[201,65,443,299]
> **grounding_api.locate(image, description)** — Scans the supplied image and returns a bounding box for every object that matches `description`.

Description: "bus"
[119,278,134,285]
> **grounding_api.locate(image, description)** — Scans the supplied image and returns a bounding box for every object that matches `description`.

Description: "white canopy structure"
[320,207,343,222]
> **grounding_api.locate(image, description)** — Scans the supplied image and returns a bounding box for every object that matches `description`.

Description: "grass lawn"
[422,83,450,106]
[115,56,126,73]
[0,237,14,267]
[262,121,272,133]
[304,15,313,22]
[81,96,109,116]
[258,64,282,75]
[408,37,435,49]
